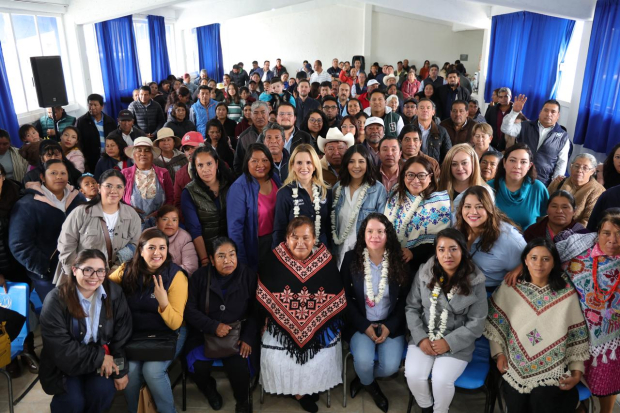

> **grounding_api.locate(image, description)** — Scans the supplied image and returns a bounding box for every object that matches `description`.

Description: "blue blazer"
[227,174,281,271]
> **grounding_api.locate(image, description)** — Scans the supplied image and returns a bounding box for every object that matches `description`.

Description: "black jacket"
[39,281,132,395]
[340,250,408,341]
[164,115,196,140]
[76,112,117,172]
[423,121,452,164]
[184,263,259,352]
[295,96,320,129]
[484,103,513,150]
[0,180,21,275]
[106,125,147,144]
[435,85,471,120]
[229,70,249,87]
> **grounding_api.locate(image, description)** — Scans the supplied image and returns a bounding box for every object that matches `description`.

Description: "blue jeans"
[30,276,55,303]
[349,332,405,385]
[50,372,116,413]
[124,326,187,413]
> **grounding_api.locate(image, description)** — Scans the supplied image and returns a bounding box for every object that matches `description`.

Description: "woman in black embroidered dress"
[257,216,347,413]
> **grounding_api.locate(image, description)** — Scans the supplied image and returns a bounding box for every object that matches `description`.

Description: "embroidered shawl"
[484,279,590,394]
[384,189,451,249]
[564,245,620,364]
[256,242,347,364]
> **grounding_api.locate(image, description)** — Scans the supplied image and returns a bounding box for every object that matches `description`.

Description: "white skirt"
[260,330,343,395]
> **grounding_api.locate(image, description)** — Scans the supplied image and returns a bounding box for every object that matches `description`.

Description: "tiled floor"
[2,338,620,413]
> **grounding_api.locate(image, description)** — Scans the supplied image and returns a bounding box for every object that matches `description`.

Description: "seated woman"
[479,151,502,182]
[455,185,526,290]
[57,169,141,283]
[153,128,187,183]
[405,228,487,413]
[332,145,387,268]
[489,143,549,230]
[272,144,331,248]
[109,228,188,413]
[547,153,605,227]
[524,190,586,243]
[181,146,234,267]
[438,143,491,210]
[39,249,132,413]
[257,217,346,413]
[22,140,82,187]
[485,239,590,413]
[602,142,620,189]
[156,205,198,275]
[94,135,133,181]
[384,156,451,274]
[164,102,197,140]
[227,143,281,271]
[471,123,499,161]
[121,137,174,229]
[184,237,257,412]
[9,160,85,301]
[341,214,408,413]
[205,118,235,169]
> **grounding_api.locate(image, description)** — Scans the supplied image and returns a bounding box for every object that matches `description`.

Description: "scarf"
[256,242,347,364]
[485,279,590,394]
[497,177,532,204]
[135,168,157,199]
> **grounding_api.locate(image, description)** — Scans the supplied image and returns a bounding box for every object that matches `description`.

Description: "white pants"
[404,344,468,413]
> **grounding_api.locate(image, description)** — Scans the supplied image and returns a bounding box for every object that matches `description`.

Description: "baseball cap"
[367,79,380,87]
[118,110,133,121]
[364,117,384,128]
[181,131,204,148]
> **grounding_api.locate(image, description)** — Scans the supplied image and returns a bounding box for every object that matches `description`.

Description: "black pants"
[50,373,116,413]
[502,382,578,413]
[193,355,250,406]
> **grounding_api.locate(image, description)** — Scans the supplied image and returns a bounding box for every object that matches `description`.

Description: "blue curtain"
[95,15,142,118]
[0,42,20,147]
[485,11,575,120]
[196,23,224,83]
[574,0,620,154]
[148,15,171,84]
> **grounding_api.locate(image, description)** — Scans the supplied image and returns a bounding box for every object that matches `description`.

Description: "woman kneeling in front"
[405,228,487,413]
[485,239,589,413]
[257,216,347,413]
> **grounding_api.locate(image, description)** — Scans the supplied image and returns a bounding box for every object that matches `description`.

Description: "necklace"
[428,277,457,341]
[363,248,389,307]
[331,183,370,245]
[592,257,620,303]
[292,184,322,242]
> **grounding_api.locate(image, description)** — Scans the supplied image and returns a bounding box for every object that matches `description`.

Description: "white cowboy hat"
[317,127,355,153]
[383,73,398,86]
[124,136,161,159]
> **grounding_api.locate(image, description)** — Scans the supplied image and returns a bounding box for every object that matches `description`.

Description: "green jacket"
[37,112,76,139]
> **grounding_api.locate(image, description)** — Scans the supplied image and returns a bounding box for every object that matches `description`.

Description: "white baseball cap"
[364,117,384,128]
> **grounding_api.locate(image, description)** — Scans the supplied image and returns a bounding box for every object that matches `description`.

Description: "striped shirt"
[93,116,105,153]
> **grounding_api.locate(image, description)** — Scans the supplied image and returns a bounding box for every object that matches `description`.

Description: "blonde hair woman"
[272,144,332,248]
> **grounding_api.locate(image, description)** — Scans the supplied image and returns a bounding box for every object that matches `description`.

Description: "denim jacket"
[332,181,387,234]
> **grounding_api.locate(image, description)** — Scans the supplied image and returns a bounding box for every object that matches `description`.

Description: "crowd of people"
[1,55,619,413]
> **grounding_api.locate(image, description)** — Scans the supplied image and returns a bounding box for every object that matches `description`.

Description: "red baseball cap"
[181,131,204,147]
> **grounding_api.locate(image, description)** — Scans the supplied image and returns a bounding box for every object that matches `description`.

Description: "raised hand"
[152,275,169,311]
[512,94,527,113]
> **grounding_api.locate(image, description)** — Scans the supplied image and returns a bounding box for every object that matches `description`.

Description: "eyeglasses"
[405,172,431,181]
[308,118,323,124]
[101,183,125,191]
[278,112,295,118]
[571,164,593,172]
[322,105,338,111]
[76,267,107,279]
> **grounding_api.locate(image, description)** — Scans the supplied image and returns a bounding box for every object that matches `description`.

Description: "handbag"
[99,218,114,268]
[125,330,178,361]
[0,322,11,368]
[203,267,241,358]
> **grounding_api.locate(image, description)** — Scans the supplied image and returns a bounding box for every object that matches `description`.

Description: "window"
[165,23,177,75]
[556,21,584,103]
[0,12,73,115]
[83,23,105,96]
[133,19,150,84]
[186,28,199,76]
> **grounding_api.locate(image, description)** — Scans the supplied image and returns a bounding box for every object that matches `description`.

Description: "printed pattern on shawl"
[485,280,590,394]
[565,249,620,361]
[257,281,346,348]
[274,243,332,283]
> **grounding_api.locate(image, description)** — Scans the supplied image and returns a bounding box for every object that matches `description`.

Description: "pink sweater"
[168,228,199,276]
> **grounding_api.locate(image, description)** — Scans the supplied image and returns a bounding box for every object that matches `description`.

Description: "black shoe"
[198,377,222,410]
[22,333,39,374]
[364,381,388,412]
[235,401,250,413]
[6,358,22,379]
[350,376,363,399]
[310,393,320,402]
[295,395,318,413]
[420,407,433,413]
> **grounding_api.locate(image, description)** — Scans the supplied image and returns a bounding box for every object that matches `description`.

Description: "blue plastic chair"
[342,342,408,407]
[0,282,39,413]
[407,336,494,413]
[29,289,43,315]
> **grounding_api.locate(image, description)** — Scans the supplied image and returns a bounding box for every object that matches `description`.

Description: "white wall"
[219,2,363,74]
[370,11,485,71]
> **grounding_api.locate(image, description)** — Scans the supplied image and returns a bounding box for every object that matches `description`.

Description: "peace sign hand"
[152,275,170,311]
[512,94,527,113]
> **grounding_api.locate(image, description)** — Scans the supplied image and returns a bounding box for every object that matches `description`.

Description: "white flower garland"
[427,279,458,341]
[331,183,370,245]
[292,184,322,242]
[363,248,389,307]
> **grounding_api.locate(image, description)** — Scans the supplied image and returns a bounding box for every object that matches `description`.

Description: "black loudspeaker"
[30,56,68,108]
[352,55,365,72]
